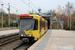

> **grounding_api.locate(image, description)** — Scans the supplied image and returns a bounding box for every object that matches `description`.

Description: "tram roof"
[20,14,47,22]
[20,14,42,18]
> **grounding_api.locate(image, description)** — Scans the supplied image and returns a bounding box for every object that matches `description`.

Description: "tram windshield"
[20,19,35,30]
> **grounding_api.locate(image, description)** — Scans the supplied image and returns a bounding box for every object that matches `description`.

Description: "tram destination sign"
[21,16,33,19]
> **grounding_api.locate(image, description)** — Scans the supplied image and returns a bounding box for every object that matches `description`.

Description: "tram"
[19,14,48,42]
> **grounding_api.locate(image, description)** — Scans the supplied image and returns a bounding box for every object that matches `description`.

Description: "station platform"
[28,29,75,50]
[0,29,19,38]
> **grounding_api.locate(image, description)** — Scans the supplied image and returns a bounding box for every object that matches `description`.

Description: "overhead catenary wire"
[28,0,38,9]
[0,6,24,14]
[21,0,34,10]
[0,1,25,13]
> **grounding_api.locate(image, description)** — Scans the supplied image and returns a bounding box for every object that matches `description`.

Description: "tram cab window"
[20,19,35,30]
[34,20,38,30]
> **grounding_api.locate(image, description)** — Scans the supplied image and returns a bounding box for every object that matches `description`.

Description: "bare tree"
[56,5,63,20]
[57,5,63,15]
[65,2,75,16]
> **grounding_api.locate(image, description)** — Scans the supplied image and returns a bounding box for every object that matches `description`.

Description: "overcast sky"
[0,0,75,14]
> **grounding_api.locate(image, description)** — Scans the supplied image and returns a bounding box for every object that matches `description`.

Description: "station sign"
[13,20,18,23]
[7,8,9,11]
[58,20,63,22]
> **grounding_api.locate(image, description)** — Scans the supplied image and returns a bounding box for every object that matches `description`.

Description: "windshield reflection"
[20,19,35,30]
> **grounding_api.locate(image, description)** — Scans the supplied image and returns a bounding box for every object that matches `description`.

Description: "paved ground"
[0,27,18,31]
[0,29,19,36]
[28,29,75,50]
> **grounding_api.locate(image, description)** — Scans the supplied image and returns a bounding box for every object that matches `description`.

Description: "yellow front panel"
[24,30,40,40]
[29,14,39,19]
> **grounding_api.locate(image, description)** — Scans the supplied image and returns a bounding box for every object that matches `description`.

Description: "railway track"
[0,34,19,46]
[0,33,35,50]
[1,40,23,50]
[0,32,20,50]
[13,42,34,50]
[0,30,35,50]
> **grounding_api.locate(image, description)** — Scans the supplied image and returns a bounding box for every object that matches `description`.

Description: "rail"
[0,32,19,46]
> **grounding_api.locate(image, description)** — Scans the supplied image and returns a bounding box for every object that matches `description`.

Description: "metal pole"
[28,3,30,14]
[13,22,14,29]
[15,22,16,27]
[16,10,18,20]
[1,4,4,28]
[16,10,18,27]
[62,22,63,29]
[68,2,69,26]
[70,7,71,30]
[57,22,58,29]
[8,3,10,27]
[51,12,52,29]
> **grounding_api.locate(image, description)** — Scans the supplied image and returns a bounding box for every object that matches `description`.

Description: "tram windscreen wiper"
[26,24,33,31]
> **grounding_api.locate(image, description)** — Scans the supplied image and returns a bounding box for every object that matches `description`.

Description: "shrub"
[65,26,70,30]
[0,23,1,27]
[3,22,8,27]
[13,22,18,27]
[6,20,8,25]
[16,22,18,27]
[72,26,75,30]
[64,25,67,29]
[74,22,75,25]
[10,22,13,27]
[65,26,75,30]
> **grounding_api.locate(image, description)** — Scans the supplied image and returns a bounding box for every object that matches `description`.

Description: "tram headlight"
[21,35,23,36]
[20,34,33,37]
[29,35,32,37]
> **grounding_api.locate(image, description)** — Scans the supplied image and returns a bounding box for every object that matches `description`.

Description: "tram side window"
[40,21,45,28]
[42,21,45,27]
[34,20,38,30]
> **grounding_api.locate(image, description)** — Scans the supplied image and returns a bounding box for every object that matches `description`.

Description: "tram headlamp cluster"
[20,34,33,37]
[21,35,23,36]
[29,35,32,37]
[27,34,33,37]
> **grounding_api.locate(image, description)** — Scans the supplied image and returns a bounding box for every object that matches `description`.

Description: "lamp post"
[8,3,10,27]
[16,10,18,20]
[62,7,64,29]
[68,1,69,26]
[15,10,18,27]
[1,4,4,28]
[28,3,30,14]
[50,11,53,29]
[70,6,72,30]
